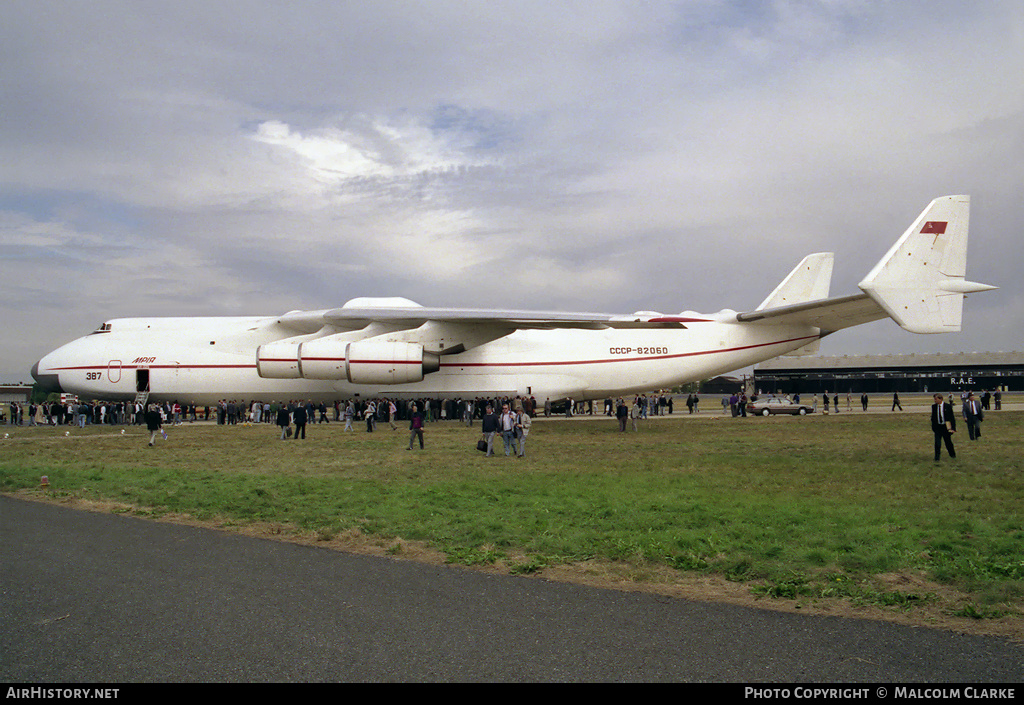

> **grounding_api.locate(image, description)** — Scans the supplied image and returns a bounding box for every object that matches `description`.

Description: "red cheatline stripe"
[439,335,817,368]
[46,334,818,373]
[49,364,258,371]
[348,359,419,365]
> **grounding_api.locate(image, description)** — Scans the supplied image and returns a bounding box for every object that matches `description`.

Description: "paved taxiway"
[2,496,1022,682]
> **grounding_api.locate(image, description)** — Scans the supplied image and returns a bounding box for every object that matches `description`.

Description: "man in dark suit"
[293,403,307,440]
[931,393,957,461]
[961,391,984,441]
[276,403,291,440]
[144,405,163,447]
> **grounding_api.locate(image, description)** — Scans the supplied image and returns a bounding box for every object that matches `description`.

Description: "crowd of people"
[4,399,150,427]
[6,389,1010,463]
[1,399,275,428]
[543,393,676,418]
[259,396,540,454]
[2,396,538,429]
[7,388,1010,429]
[3,395,543,456]
[254,395,542,434]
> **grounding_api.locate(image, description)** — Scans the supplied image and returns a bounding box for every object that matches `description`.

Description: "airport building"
[753,352,1024,395]
[0,384,34,405]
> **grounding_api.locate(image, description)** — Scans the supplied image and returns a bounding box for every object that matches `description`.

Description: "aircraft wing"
[272,303,693,355]
[278,306,693,331]
[322,306,693,330]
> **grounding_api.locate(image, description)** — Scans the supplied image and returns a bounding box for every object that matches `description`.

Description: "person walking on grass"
[292,404,307,440]
[500,403,518,456]
[931,393,957,461]
[516,408,531,457]
[962,391,984,441]
[145,404,163,447]
[481,404,498,456]
[276,404,291,440]
[407,404,424,450]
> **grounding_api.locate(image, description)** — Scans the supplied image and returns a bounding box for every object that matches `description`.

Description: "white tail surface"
[858,195,996,333]
[756,252,834,310]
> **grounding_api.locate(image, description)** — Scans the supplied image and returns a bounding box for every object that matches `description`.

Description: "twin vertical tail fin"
[739,195,995,341]
[750,252,835,355]
[755,252,834,311]
[858,195,996,334]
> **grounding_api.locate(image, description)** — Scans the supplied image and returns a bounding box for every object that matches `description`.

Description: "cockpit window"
[90,322,113,335]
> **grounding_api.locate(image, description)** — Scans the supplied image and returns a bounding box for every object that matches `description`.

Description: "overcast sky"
[2,1,1021,381]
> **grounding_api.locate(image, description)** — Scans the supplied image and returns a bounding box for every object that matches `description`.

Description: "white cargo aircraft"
[33,196,995,404]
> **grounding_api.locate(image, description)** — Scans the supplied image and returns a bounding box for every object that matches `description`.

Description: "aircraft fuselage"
[30,196,995,405]
[34,315,818,404]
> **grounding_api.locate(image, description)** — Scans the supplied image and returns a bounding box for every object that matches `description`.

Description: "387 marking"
[609,347,669,355]
[86,372,102,380]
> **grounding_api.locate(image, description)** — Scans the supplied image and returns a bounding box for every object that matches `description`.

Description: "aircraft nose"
[32,357,64,394]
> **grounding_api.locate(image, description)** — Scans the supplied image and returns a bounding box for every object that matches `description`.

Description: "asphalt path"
[2,496,1022,683]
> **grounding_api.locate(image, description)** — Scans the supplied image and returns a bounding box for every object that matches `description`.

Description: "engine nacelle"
[345,341,439,385]
[256,342,301,379]
[297,338,348,380]
[258,339,441,383]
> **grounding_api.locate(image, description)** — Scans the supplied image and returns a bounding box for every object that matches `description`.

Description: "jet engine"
[296,337,349,380]
[256,341,301,379]
[256,339,440,384]
[344,341,440,385]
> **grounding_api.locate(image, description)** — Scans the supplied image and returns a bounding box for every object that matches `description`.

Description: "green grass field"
[2,410,1021,631]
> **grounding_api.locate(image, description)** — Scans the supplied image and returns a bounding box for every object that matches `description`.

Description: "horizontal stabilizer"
[737,293,887,332]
